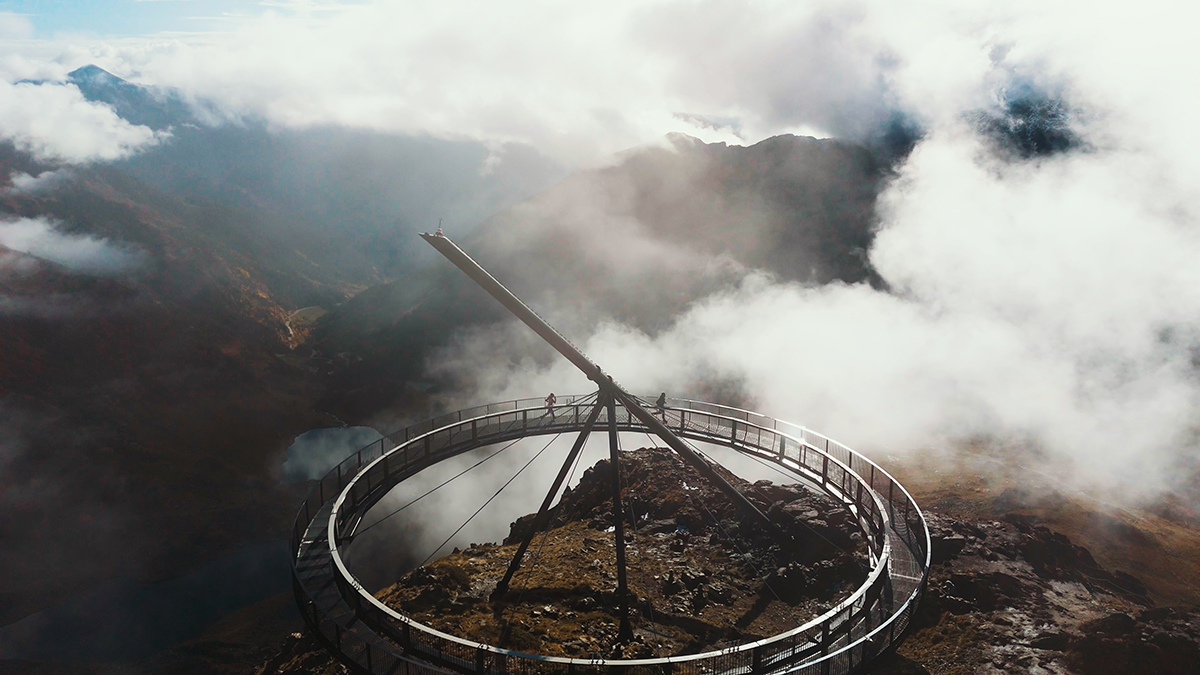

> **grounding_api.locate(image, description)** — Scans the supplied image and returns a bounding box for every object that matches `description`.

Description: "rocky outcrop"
[374,448,868,659]
[253,633,345,675]
[260,480,1200,675]
[869,511,1200,674]
[1064,608,1200,675]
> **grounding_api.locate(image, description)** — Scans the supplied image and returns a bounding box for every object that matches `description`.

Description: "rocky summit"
[375,447,869,659]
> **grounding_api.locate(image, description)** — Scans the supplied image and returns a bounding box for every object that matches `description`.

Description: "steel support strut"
[492,396,605,601]
[605,392,635,643]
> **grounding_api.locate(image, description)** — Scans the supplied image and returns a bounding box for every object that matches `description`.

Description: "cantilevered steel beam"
[419,233,781,536]
[421,233,601,381]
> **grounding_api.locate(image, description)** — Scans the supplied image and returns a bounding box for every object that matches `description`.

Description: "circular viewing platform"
[290,396,929,675]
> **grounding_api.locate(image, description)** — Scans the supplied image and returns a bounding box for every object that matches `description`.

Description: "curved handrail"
[291,396,929,675]
[326,405,893,667]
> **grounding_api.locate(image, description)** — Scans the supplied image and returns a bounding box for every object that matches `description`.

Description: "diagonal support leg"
[606,393,635,643]
[491,396,605,602]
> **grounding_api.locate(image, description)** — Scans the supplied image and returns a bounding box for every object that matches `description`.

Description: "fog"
[0,216,146,275]
[428,124,1200,499]
[283,426,384,483]
[405,3,1200,499]
[0,0,1191,514]
[0,79,163,162]
[2,169,69,194]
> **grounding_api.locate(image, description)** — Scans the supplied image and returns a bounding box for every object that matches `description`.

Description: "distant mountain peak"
[67,64,127,87]
[62,64,197,131]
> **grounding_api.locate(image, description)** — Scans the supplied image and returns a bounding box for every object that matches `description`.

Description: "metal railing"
[291,396,929,675]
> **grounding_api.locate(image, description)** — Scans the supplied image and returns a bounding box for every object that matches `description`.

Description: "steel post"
[606,392,634,643]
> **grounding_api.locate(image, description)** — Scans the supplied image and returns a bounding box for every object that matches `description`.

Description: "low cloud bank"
[0,80,163,163]
[282,426,384,484]
[0,217,146,275]
[3,169,69,195]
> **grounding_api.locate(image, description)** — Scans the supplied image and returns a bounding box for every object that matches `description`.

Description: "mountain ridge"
[313,132,888,422]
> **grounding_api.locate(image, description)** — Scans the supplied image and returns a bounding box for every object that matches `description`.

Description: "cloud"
[8,1,885,165]
[0,80,164,163]
[0,13,33,40]
[396,0,1200,499]
[0,0,1193,170]
[1,0,1198,498]
[0,217,147,275]
[3,169,69,195]
[282,426,383,483]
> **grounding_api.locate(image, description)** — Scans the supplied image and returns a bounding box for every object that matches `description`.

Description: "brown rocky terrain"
[864,510,1200,675]
[865,446,1200,675]
[254,444,1200,675]
[375,448,867,659]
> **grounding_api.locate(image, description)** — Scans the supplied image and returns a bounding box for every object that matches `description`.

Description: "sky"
[3,0,1200,499]
[1,1,1193,169]
[0,0,332,39]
